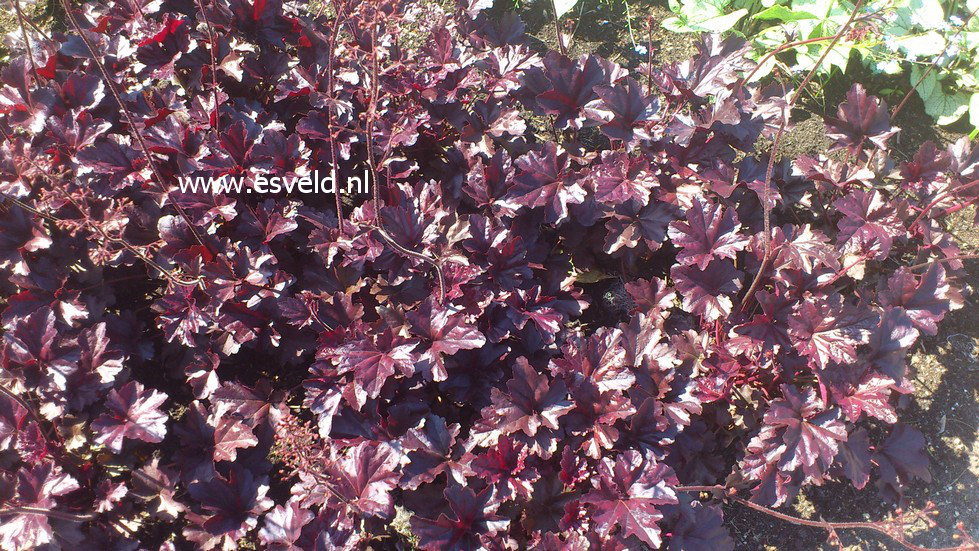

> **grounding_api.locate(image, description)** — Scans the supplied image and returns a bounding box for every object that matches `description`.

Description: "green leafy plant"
[659,0,979,134]
[874,0,979,136]
[749,0,877,75]
[662,0,752,33]
[660,0,891,82]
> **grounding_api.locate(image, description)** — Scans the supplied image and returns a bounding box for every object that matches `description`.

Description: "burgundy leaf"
[211,379,285,429]
[259,501,314,550]
[534,52,625,129]
[589,151,658,206]
[763,385,847,479]
[668,499,734,551]
[0,463,79,550]
[667,35,754,99]
[866,307,920,379]
[211,415,259,462]
[185,466,273,548]
[324,441,400,519]
[771,224,840,274]
[408,298,487,381]
[825,84,899,154]
[2,307,77,388]
[833,374,898,424]
[787,295,877,369]
[477,357,574,439]
[410,486,509,551]
[604,200,677,254]
[834,190,906,260]
[874,424,931,503]
[879,264,956,336]
[550,328,633,393]
[401,414,462,490]
[566,383,636,459]
[580,450,678,548]
[500,142,586,223]
[668,198,749,270]
[467,435,538,500]
[91,381,169,452]
[671,260,743,322]
[589,77,659,143]
[331,329,416,402]
[836,427,872,490]
[624,277,676,318]
[131,457,185,519]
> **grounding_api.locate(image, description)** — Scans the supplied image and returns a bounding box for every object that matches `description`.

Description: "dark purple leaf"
[410,486,509,551]
[550,328,634,393]
[834,189,906,260]
[91,381,169,452]
[825,84,899,154]
[588,77,659,143]
[580,450,678,548]
[259,501,314,550]
[401,414,461,490]
[604,200,677,254]
[668,499,734,551]
[408,298,486,381]
[534,52,625,129]
[836,427,872,490]
[323,441,400,519]
[787,295,877,369]
[879,264,956,336]
[671,260,743,322]
[874,424,931,503]
[764,385,847,480]
[589,151,658,206]
[467,435,538,500]
[185,466,273,548]
[477,357,574,440]
[0,463,79,550]
[668,198,749,270]
[330,329,416,403]
[501,142,586,223]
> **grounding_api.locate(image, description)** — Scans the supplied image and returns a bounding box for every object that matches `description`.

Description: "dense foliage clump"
[0,0,975,549]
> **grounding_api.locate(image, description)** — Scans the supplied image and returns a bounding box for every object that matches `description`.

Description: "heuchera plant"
[0,0,977,549]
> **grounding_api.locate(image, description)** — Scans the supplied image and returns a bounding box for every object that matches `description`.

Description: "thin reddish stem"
[740,0,865,311]
[0,506,97,522]
[194,0,221,136]
[909,254,979,270]
[741,35,838,86]
[550,0,567,56]
[675,486,968,551]
[728,495,963,551]
[363,14,445,302]
[326,1,347,226]
[57,0,209,252]
[911,179,979,229]
[12,0,39,82]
